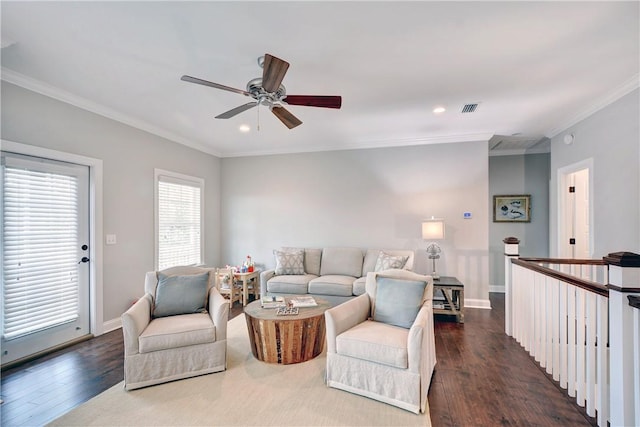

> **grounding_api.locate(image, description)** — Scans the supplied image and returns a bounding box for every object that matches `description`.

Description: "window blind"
[2,167,80,340]
[157,175,202,270]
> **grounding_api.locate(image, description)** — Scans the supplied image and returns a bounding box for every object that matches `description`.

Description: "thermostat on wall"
[463,212,472,219]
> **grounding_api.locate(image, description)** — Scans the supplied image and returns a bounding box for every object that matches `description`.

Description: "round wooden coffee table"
[244,297,331,364]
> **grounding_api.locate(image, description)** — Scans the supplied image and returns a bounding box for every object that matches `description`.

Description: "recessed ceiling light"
[239,124,250,133]
[433,106,446,114]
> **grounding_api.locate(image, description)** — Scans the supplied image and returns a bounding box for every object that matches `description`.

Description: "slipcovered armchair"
[121,266,229,391]
[324,269,436,413]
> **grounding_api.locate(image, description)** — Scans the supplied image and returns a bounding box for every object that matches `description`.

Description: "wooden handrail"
[520,257,606,266]
[512,258,609,297]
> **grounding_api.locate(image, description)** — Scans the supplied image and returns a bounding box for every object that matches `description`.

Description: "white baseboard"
[102,317,122,333]
[464,298,492,309]
[489,286,505,293]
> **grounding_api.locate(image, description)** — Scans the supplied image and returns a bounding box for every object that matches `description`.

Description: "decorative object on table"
[245,255,255,272]
[290,295,318,307]
[493,194,531,222]
[422,217,445,280]
[261,295,286,309]
[275,306,299,316]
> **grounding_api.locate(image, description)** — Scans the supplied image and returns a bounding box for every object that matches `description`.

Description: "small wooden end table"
[433,276,465,323]
[244,298,331,364]
[234,270,260,306]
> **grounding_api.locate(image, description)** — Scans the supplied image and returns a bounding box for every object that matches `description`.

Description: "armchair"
[121,266,229,391]
[324,269,436,413]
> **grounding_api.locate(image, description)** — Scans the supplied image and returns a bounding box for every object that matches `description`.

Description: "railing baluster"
[633,304,640,425]
[585,292,597,417]
[534,272,542,364]
[551,277,560,381]
[560,280,568,389]
[596,294,609,426]
[568,284,577,398]
[576,288,586,407]
[546,276,554,375]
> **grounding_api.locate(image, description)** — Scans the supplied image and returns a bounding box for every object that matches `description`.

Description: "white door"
[572,169,590,259]
[559,165,591,259]
[1,152,91,365]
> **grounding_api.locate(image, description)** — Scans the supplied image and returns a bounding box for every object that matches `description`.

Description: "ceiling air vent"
[461,103,478,113]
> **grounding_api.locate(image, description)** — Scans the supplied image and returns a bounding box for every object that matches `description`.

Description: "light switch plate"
[106,234,117,245]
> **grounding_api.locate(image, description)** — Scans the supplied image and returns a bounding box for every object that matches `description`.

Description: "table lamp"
[422,218,445,279]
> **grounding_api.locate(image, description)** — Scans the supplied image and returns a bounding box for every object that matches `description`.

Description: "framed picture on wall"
[493,195,531,222]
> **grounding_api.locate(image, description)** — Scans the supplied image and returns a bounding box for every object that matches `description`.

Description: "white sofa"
[260,247,414,303]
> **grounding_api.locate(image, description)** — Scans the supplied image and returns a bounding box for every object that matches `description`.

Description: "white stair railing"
[510,262,609,425]
[504,240,640,427]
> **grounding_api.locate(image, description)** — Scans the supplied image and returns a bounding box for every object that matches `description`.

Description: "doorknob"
[78,257,90,264]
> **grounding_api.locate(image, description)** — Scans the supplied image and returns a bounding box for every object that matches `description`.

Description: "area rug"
[48,314,432,426]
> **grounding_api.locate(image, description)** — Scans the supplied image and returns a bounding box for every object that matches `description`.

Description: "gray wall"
[489,153,550,290]
[1,82,222,321]
[221,142,491,305]
[550,89,640,257]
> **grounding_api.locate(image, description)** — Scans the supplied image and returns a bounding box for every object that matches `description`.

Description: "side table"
[244,298,331,364]
[234,270,260,306]
[433,276,465,323]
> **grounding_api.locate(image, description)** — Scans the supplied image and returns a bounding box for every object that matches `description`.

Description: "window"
[155,169,204,270]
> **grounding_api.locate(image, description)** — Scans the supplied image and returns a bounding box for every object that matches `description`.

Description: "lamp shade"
[422,219,445,240]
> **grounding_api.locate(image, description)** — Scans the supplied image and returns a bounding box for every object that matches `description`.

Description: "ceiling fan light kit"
[181,53,342,130]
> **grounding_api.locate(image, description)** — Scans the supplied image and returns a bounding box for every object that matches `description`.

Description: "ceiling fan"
[181,54,342,129]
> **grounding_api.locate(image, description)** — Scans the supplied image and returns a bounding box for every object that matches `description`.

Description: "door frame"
[1,139,104,336]
[557,158,594,259]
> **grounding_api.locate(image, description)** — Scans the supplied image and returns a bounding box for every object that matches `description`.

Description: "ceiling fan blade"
[271,105,302,129]
[215,102,258,119]
[283,95,342,109]
[262,54,289,93]
[181,75,250,96]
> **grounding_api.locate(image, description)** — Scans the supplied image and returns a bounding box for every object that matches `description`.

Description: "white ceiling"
[1,1,638,158]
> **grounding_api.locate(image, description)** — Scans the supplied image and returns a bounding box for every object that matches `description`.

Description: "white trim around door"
[0,139,104,336]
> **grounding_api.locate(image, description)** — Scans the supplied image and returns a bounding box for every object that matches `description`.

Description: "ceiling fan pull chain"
[257,103,261,131]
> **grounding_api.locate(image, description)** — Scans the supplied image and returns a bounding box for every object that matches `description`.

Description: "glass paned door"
[1,152,90,366]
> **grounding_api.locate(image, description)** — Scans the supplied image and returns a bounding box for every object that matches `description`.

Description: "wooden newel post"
[604,251,640,427]
[504,237,520,336]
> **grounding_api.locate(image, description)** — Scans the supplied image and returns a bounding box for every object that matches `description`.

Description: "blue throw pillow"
[373,277,427,328]
[153,272,209,318]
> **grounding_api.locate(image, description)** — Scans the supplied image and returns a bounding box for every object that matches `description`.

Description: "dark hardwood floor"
[1,294,596,426]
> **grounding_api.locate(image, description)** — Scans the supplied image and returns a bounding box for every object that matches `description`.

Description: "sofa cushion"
[282,247,322,276]
[362,249,415,276]
[274,249,305,275]
[374,251,409,271]
[373,277,427,328]
[153,272,209,318]
[308,275,355,297]
[139,313,216,353]
[352,277,366,296]
[267,274,317,294]
[145,267,216,300]
[336,320,409,369]
[320,247,363,277]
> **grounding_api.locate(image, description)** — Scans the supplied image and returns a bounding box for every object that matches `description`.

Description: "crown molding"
[546,73,640,138]
[221,132,494,158]
[488,146,551,157]
[1,68,222,158]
